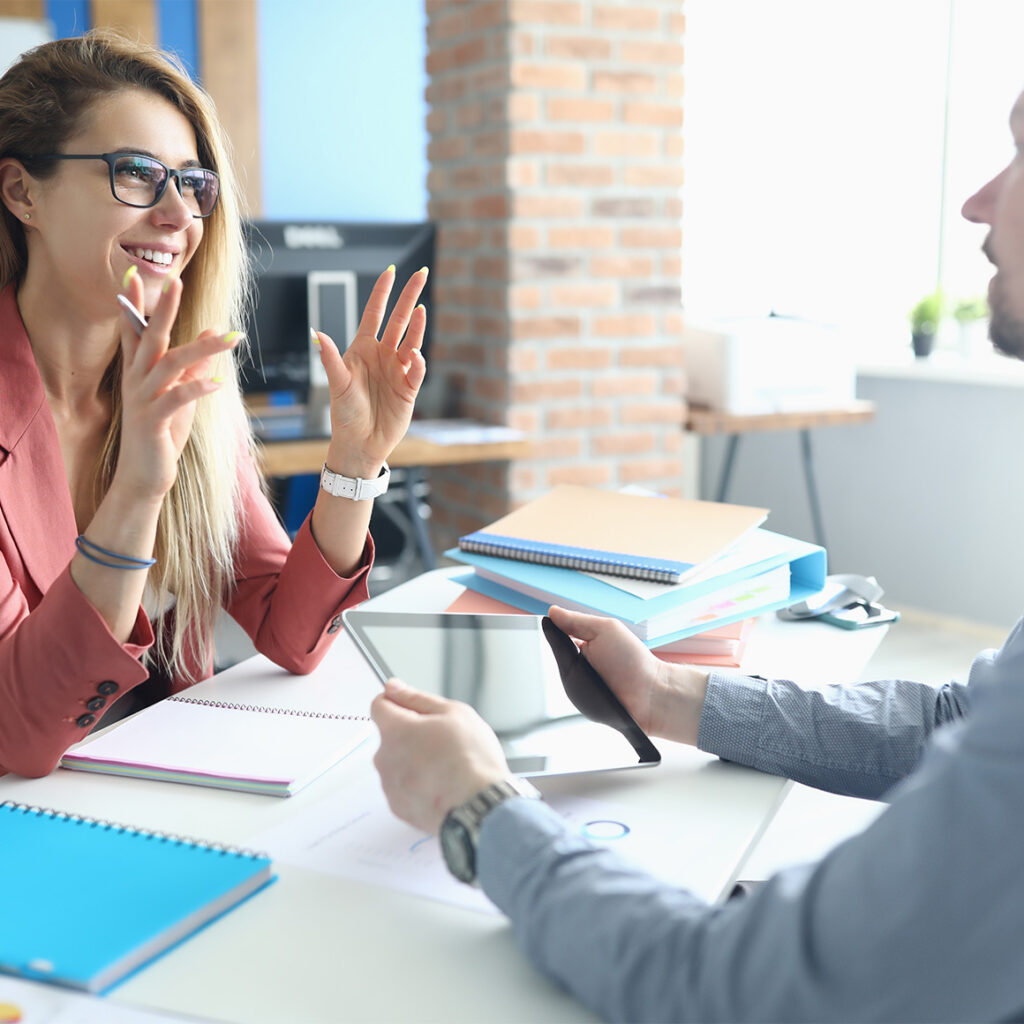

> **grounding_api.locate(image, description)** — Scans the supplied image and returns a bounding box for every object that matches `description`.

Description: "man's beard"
[980,236,1024,359]
[988,283,1024,360]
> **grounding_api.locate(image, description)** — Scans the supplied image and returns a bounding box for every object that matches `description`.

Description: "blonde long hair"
[0,29,254,680]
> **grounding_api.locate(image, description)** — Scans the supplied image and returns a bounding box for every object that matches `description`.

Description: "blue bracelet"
[75,535,156,570]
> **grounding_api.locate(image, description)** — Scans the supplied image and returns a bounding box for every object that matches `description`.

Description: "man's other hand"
[547,605,710,746]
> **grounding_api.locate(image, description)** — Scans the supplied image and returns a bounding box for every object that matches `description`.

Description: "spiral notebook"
[0,800,273,993]
[60,634,378,797]
[457,485,768,584]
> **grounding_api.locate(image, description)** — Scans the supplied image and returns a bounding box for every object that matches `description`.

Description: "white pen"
[116,293,148,336]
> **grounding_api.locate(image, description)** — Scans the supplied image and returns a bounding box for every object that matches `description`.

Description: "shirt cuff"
[697,670,771,766]
[477,798,574,912]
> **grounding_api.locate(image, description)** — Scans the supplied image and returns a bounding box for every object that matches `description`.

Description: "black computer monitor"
[240,220,435,396]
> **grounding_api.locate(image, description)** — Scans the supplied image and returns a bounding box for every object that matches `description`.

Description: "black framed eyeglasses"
[36,152,220,218]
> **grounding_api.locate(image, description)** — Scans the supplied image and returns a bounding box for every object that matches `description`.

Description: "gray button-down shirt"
[478,618,1024,1022]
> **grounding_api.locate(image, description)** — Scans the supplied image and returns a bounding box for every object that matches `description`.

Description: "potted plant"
[909,290,944,358]
[952,295,989,359]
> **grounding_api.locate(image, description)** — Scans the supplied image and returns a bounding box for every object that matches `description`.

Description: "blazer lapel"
[0,285,78,593]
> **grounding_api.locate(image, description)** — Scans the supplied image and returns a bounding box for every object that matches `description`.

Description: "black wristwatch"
[439,777,542,885]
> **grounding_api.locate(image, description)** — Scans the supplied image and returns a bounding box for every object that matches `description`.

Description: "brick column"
[425,0,686,553]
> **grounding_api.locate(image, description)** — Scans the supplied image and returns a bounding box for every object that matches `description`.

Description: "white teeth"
[130,248,173,266]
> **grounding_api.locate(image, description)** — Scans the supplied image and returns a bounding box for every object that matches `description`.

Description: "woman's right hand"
[546,605,710,746]
[113,269,239,504]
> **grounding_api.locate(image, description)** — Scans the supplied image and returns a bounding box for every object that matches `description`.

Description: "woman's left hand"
[314,266,428,476]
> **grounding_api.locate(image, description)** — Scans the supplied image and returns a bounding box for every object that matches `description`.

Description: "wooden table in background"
[257,432,533,477]
[251,411,533,570]
[685,400,877,549]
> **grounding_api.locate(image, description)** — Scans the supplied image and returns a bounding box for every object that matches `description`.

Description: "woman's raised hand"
[312,266,428,476]
[113,268,239,502]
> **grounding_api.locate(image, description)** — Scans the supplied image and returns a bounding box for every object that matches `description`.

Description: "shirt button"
[76,713,96,728]
[97,681,119,696]
[327,615,342,635]
[86,696,106,712]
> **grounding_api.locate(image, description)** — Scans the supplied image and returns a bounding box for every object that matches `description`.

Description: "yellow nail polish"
[224,331,243,345]
[418,266,429,276]
[386,264,396,273]
[210,376,224,384]
[310,327,321,346]
[122,266,136,289]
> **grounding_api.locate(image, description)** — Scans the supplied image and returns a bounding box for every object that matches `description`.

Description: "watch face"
[440,816,476,884]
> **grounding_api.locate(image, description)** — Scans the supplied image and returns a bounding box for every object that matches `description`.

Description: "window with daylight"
[681,0,1024,357]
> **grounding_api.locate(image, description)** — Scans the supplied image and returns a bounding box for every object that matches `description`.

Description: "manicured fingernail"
[224,331,243,345]
[310,327,321,346]
[122,266,136,289]
[161,273,179,294]
[210,376,224,383]
[416,304,426,312]
[418,266,429,277]
[386,264,396,273]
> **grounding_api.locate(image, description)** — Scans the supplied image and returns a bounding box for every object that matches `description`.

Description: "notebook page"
[64,701,370,787]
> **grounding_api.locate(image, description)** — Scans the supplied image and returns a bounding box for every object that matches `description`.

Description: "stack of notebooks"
[446,485,827,665]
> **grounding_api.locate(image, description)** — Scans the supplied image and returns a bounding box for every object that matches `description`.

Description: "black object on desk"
[240,219,435,396]
[250,405,434,579]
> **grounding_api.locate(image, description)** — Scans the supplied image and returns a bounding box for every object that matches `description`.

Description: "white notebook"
[60,633,380,797]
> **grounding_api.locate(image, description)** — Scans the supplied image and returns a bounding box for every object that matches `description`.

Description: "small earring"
[23,213,30,221]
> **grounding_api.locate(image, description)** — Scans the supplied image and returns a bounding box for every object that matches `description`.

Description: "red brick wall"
[425,0,686,551]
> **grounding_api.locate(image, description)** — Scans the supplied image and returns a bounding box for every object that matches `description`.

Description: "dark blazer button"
[76,713,96,728]
[327,615,342,635]
[96,681,119,696]
[86,696,106,712]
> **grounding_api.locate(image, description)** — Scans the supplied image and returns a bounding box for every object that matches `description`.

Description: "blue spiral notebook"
[0,801,274,993]
[457,485,767,584]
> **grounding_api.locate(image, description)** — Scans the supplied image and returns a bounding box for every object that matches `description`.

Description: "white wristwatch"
[319,461,391,501]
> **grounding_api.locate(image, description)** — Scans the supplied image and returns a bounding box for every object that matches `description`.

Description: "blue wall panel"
[45,0,197,82]
[44,0,89,38]
[157,0,199,80]
[258,0,428,221]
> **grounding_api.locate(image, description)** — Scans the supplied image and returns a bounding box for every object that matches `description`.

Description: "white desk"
[0,570,887,1024]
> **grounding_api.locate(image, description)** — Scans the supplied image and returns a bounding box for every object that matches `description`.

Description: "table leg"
[715,435,741,503]
[799,429,827,550]
[403,466,437,570]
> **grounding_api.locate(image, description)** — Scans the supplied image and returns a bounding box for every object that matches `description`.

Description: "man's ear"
[0,158,36,222]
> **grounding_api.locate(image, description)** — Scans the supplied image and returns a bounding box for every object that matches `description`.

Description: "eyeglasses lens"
[112,155,218,217]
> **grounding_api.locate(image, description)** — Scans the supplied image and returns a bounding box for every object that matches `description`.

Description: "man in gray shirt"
[371,87,1024,1023]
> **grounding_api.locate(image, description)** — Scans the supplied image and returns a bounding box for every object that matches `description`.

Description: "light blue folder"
[0,801,274,993]
[446,529,827,647]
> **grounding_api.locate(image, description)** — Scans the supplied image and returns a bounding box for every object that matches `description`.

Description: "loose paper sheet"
[252,772,707,914]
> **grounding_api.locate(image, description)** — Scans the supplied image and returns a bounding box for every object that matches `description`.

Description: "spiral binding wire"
[0,800,270,860]
[168,695,370,721]
[459,537,680,583]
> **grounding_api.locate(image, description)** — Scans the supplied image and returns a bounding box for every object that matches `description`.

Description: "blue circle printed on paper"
[581,819,631,841]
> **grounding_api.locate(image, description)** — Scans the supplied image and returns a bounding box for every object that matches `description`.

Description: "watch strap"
[457,777,542,831]
[319,461,390,500]
[442,777,542,884]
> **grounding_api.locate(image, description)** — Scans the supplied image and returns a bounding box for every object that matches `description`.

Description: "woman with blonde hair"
[0,29,427,777]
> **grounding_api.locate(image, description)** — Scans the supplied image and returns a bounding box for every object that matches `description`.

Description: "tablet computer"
[343,610,660,777]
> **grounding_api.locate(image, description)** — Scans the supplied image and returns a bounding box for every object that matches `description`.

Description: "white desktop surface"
[0,569,887,1024]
